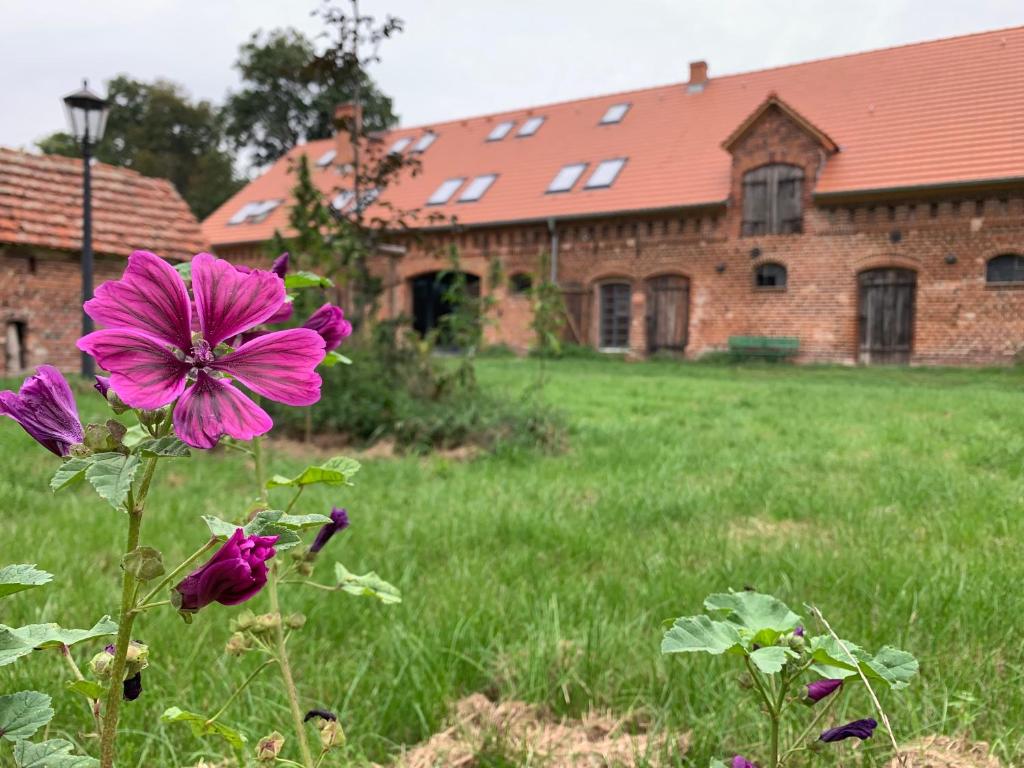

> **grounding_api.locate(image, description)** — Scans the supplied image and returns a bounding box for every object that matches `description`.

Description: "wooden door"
[646,275,689,352]
[858,269,916,364]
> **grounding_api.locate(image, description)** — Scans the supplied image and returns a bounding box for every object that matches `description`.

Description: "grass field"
[3,358,1024,767]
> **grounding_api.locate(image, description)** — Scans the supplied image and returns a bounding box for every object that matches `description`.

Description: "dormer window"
[741,164,804,236]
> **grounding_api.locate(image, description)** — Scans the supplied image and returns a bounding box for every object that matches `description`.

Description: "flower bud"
[297,561,314,576]
[803,678,843,705]
[286,613,307,630]
[318,719,344,751]
[736,673,754,690]
[253,612,281,634]
[232,610,258,633]
[89,651,113,680]
[788,634,806,652]
[225,632,252,657]
[256,731,285,763]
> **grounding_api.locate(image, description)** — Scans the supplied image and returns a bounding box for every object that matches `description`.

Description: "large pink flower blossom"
[77,251,325,449]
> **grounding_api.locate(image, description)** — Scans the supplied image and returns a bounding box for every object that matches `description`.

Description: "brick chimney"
[688,60,709,93]
[333,102,363,167]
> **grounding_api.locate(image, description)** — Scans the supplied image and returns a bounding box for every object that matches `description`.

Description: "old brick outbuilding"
[205,26,1024,365]
[0,148,204,375]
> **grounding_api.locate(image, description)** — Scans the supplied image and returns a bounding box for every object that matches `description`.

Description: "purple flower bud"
[94,376,112,399]
[304,709,337,723]
[303,304,352,352]
[309,508,349,555]
[794,625,804,637]
[732,755,756,768]
[172,528,278,613]
[271,253,290,279]
[820,718,878,743]
[123,672,142,701]
[0,366,83,456]
[805,678,843,704]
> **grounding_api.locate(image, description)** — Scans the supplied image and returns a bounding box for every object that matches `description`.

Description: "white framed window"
[458,174,498,202]
[547,163,587,193]
[412,132,437,153]
[486,121,514,141]
[517,116,545,137]
[600,103,630,124]
[427,178,465,205]
[599,283,631,350]
[332,191,354,211]
[227,202,260,225]
[316,148,336,167]
[584,158,627,189]
[388,136,412,154]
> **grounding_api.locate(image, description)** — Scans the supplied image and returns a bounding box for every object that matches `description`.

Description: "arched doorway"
[598,282,631,351]
[410,271,480,345]
[858,268,916,364]
[645,275,689,353]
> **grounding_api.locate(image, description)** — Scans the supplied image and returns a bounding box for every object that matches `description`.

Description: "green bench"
[728,336,800,359]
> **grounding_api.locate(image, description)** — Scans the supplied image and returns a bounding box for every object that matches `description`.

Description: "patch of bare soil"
[889,735,1003,768]
[381,693,687,768]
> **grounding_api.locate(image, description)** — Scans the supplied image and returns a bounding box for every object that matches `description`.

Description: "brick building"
[0,148,204,375]
[204,27,1024,365]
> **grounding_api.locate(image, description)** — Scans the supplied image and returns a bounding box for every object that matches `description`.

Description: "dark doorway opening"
[858,268,916,364]
[646,275,689,352]
[599,282,631,350]
[410,271,480,346]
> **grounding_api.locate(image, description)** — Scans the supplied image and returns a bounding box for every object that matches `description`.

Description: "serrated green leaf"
[749,645,791,675]
[808,635,864,679]
[136,436,190,458]
[0,690,53,742]
[0,617,118,667]
[160,706,247,751]
[661,615,743,656]
[276,512,333,530]
[751,628,781,648]
[0,565,53,599]
[266,456,361,489]
[65,680,105,701]
[704,591,802,634]
[202,511,301,551]
[121,424,147,449]
[14,738,99,767]
[285,270,333,289]
[334,563,402,604]
[864,646,919,690]
[320,351,352,368]
[710,759,729,768]
[50,457,92,493]
[14,738,98,767]
[85,452,140,510]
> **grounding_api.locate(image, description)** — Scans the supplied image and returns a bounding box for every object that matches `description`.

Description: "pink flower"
[303,304,352,352]
[0,366,84,456]
[77,251,325,449]
[172,528,278,612]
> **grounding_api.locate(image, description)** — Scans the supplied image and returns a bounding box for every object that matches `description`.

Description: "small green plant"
[662,590,918,768]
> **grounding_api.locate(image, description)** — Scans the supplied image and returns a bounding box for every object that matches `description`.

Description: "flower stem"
[253,434,268,505]
[131,599,171,613]
[780,694,839,765]
[60,644,101,734]
[206,658,278,726]
[98,456,158,768]
[284,486,305,514]
[268,566,314,768]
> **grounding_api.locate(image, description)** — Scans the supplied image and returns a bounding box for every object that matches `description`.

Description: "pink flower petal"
[77,329,189,410]
[172,371,273,449]
[84,250,192,351]
[191,252,287,347]
[213,328,324,406]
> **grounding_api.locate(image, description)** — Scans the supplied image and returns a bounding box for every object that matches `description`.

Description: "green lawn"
[3,359,1024,767]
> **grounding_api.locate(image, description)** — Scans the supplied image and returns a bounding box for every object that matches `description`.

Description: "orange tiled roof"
[204,25,1024,246]
[0,148,206,261]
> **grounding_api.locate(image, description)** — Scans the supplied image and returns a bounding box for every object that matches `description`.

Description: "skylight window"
[331,191,354,211]
[585,158,627,189]
[427,178,465,205]
[227,200,280,225]
[357,188,379,211]
[388,136,412,154]
[316,148,336,167]
[412,131,437,153]
[546,163,587,194]
[517,116,545,137]
[227,202,261,225]
[458,174,497,202]
[600,103,630,124]
[486,121,514,141]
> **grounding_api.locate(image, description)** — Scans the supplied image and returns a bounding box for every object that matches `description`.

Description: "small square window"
[486,121,514,141]
[547,163,588,193]
[427,178,465,205]
[517,116,545,137]
[600,103,630,124]
[411,132,437,153]
[584,158,626,189]
[458,174,498,202]
[388,137,412,154]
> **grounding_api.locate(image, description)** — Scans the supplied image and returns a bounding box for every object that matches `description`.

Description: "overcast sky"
[4,0,1023,154]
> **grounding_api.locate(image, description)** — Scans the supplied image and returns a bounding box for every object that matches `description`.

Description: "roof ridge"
[0,146,152,183]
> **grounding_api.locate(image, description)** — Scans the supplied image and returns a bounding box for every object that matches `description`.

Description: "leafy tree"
[36,76,241,219]
[225,26,398,167]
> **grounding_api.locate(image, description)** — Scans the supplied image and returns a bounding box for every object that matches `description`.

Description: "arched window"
[509,273,533,294]
[986,254,1024,283]
[742,164,804,236]
[598,282,631,350]
[754,262,788,288]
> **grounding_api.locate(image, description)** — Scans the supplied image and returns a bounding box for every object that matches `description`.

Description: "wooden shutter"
[774,167,804,234]
[742,165,803,235]
[742,167,770,236]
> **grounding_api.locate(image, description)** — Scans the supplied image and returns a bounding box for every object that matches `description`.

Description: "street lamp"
[62,80,109,378]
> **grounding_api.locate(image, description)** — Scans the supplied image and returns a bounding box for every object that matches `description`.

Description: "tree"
[36,76,241,219]
[225,27,398,167]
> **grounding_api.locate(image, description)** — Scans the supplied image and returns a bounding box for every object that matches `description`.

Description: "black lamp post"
[62,80,109,378]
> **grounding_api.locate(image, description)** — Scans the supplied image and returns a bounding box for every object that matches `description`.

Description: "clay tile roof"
[0,148,206,261]
[204,24,1024,246]
[722,93,838,153]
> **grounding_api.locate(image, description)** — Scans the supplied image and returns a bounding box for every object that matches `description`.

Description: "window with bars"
[599,283,631,350]
[754,262,788,288]
[741,164,804,236]
[986,253,1024,283]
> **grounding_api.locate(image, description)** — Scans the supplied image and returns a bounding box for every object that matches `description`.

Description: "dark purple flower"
[123,672,143,701]
[304,709,337,723]
[94,375,112,399]
[805,678,843,704]
[303,304,352,352]
[794,625,804,637]
[820,718,878,743]
[172,528,278,612]
[271,252,290,279]
[0,366,83,456]
[309,508,349,554]
[732,755,755,768]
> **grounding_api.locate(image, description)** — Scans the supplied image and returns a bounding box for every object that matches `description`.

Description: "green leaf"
[710,760,730,768]
[808,635,864,679]
[136,436,190,458]
[160,707,247,751]
[0,691,53,742]
[661,615,743,656]
[276,512,333,530]
[0,565,53,599]
[320,351,352,368]
[0,617,118,667]
[14,738,99,767]
[265,456,361,489]
[121,424,147,449]
[334,563,402,604]
[202,511,301,551]
[174,262,192,282]
[749,645,792,675]
[85,452,140,510]
[863,646,919,690]
[50,457,93,493]
[704,591,802,634]
[65,680,105,701]
[285,270,334,289]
